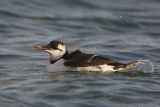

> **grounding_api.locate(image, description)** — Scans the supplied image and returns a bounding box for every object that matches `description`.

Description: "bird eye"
[52,46,62,51]
[52,46,58,50]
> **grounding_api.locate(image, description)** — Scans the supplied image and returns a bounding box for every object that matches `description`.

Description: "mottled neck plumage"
[50,50,69,64]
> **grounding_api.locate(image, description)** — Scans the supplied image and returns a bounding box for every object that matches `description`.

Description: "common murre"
[35,40,138,72]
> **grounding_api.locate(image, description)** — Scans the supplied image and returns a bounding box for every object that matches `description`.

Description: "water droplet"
[123,60,154,73]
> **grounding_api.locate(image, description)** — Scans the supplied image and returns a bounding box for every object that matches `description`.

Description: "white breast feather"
[46,59,67,72]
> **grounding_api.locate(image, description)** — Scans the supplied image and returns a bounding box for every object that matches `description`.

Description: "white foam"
[123,60,154,73]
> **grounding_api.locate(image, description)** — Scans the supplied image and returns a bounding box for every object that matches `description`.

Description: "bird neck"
[50,50,69,64]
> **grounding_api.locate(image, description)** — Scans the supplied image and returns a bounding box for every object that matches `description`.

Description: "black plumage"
[63,50,124,68]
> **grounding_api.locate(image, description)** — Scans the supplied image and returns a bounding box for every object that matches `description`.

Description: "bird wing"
[64,53,119,67]
[64,50,84,60]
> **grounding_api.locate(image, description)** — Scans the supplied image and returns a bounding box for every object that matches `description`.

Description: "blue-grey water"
[0,0,160,107]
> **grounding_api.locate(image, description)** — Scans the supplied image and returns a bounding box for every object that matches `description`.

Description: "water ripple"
[0,0,160,106]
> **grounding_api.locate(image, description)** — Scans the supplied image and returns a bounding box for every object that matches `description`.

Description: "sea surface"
[0,0,160,107]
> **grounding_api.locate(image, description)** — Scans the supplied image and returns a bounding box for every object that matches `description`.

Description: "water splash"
[123,60,154,73]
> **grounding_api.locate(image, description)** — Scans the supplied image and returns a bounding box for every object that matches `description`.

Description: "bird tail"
[114,61,139,70]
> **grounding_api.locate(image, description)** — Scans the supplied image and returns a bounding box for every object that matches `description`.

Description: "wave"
[124,60,154,73]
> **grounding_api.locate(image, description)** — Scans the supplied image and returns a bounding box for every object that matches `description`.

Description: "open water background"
[0,0,160,107]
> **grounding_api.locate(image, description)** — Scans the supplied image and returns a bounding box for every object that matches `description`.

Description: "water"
[0,0,160,106]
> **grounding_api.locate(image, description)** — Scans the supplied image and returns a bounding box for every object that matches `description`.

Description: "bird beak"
[34,45,51,50]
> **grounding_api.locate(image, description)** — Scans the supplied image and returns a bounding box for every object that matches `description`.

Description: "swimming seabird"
[35,40,138,72]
